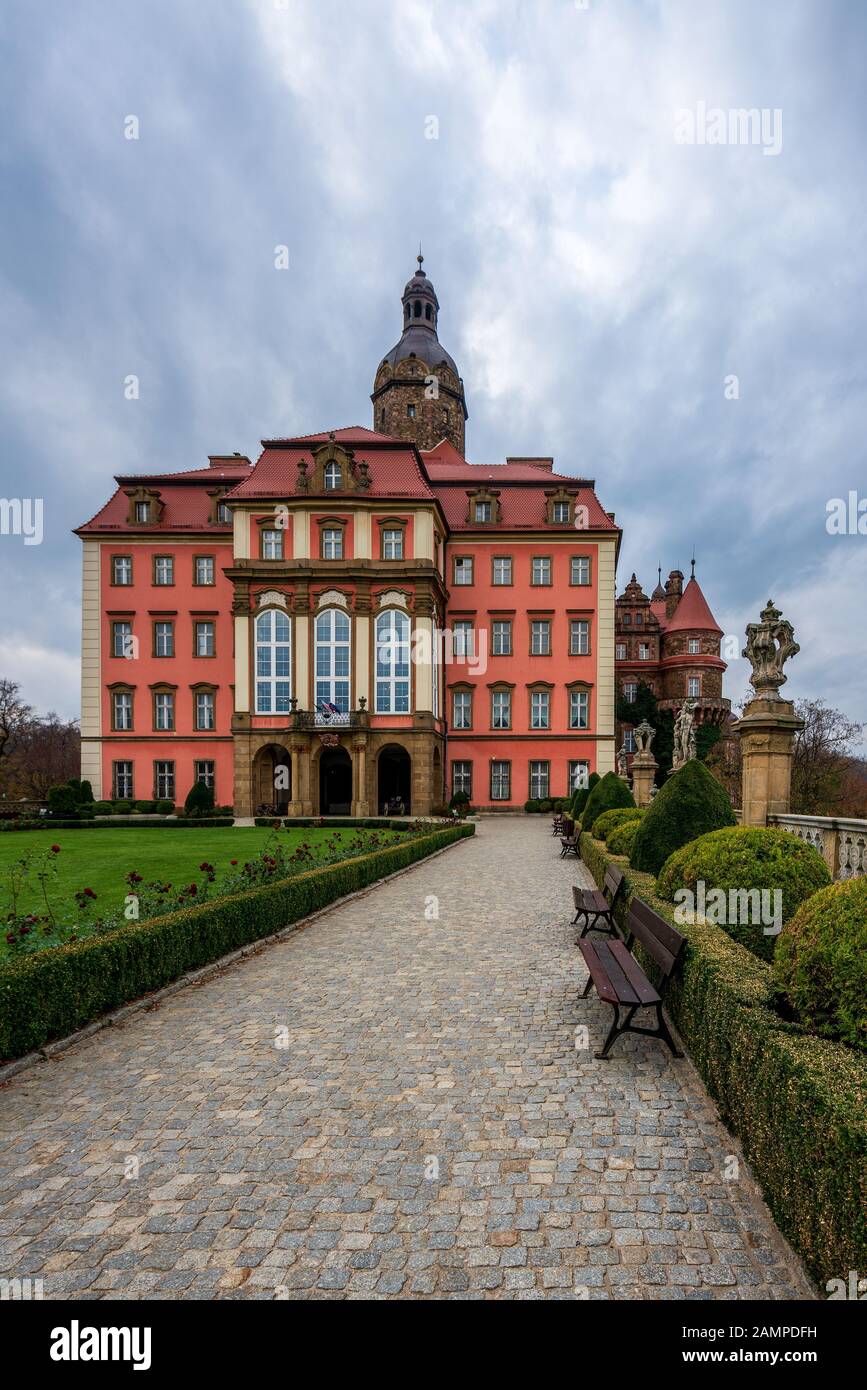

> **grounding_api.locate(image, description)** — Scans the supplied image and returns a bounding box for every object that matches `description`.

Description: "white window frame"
[322,527,343,560]
[688,676,701,698]
[616,642,627,660]
[453,620,475,661]
[375,609,411,714]
[113,691,133,731]
[570,689,589,729]
[154,692,174,731]
[452,690,472,729]
[490,760,511,801]
[453,556,474,586]
[529,761,549,799]
[382,528,403,560]
[492,556,512,586]
[195,621,215,658]
[531,556,552,586]
[113,761,134,800]
[452,761,472,797]
[531,690,550,729]
[154,621,173,658]
[195,556,215,585]
[492,620,512,656]
[569,760,590,792]
[688,638,700,655]
[531,620,551,656]
[154,761,175,800]
[624,682,638,704]
[112,556,132,585]
[324,461,341,490]
[571,556,590,585]
[552,501,570,523]
[570,620,589,656]
[262,529,283,560]
[194,759,215,789]
[638,642,650,660]
[315,608,351,712]
[195,691,215,731]
[255,609,292,714]
[491,689,511,730]
[154,555,173,585]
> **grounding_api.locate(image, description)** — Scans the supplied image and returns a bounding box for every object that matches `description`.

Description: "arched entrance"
[319,746,352,815]
[253,744,291,814]
[377,744,411,815]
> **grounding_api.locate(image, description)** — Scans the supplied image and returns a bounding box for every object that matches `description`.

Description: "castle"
[76,256,724,815]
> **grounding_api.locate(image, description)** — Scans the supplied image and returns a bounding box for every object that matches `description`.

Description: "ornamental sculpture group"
[620,599,802,823]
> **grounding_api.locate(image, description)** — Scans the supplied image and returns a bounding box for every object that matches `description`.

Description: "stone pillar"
[286,742,303,818]
[352,738,369,817]
[631,751,658,808]
[734,697,804,826]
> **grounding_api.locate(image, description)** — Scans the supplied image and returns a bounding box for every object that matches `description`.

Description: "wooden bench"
[577,896,685,1059]
[551,812,565,836]
[572,864,625,940]
[559,819,580,857]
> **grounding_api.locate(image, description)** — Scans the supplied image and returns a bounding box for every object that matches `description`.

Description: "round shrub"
[156,800,175,816]
[630,759,736,876]
[592,807,644,841]
[581,771,635,830]
[184,781,215,816]
[656,827,832,962]
[47,783,77,818]
[524,799,541,813]
[112,800,132,815]
[93,801,113,815]
[773,878,867,1050]
[607,820,640,857]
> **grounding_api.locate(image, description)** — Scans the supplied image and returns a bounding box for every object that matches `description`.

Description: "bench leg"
[655,1003,683,1058]
[580,971,595,999]
[596,1003,637,1059]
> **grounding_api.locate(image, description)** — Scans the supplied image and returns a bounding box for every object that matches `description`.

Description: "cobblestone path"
[0,817,813,1300]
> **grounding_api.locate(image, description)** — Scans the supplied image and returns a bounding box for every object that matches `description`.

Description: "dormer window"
[217,500,232,523]
[475,501,492,523]
[466,488,500,525]
[135,500,150,523]
[324,461,341,490]
[552,501,570,523]
[545,487,575,525]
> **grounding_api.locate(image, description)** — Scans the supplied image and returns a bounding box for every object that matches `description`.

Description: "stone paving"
[0,817,814,1300]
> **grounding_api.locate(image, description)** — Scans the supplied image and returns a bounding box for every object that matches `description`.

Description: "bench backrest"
[561,817,574,837]
[626,896,685,983]
[603,864,624,905]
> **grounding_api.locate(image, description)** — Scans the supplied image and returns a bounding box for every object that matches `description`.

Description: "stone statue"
[634,719,655,754]
[617,744,628,777]
[672,699,697,770]
[743,600,800,699]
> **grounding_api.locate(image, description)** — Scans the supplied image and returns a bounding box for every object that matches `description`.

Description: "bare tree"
[791,699,864,815]
[0,679,33,764]
[3,712,81,799]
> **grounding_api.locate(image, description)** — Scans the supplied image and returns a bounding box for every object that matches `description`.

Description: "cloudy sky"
[1,0,865,742]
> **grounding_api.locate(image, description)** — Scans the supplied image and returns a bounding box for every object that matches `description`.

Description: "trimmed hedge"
[774,878,867,1051]
[630,759,736,875]
[580,772,634,830]
[591,807,644,841]
[0,818,235,832]
[656,827,831,962]
[606,819,640,857]
[580,830,867,1288]
[0,822,475,1062]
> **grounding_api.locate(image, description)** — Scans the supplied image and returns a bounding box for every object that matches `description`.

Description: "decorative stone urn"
[734,600,804,826]
[631,719,658,807]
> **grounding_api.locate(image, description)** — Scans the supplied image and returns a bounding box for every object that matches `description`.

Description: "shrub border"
[0,823,475,1066]
[579,831,867,1290]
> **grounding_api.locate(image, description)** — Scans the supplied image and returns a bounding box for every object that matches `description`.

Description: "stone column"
[631,751,658,808]
[286,742,303,818]
[734,698,804,826]
[352,737,369,817]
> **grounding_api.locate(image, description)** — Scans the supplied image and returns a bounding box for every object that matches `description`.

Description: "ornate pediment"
[257,590,288,609]
[317,589,349,609]
[378,589,411,610]
[299,434,371,493]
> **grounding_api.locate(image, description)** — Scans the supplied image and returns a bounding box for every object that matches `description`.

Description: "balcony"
[291,704,369,732]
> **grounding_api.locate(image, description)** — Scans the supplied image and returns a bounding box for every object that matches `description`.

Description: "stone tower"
[371,254,468,454]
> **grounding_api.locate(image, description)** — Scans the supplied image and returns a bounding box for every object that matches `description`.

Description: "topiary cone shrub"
[184,780,215,816]
[570,771,599,820]
[773,878,867,1051]
[656,827,832,962]
[607,819,641,857]
[591,806,644,841]
[629,758,736,876]
[580,771,634,830]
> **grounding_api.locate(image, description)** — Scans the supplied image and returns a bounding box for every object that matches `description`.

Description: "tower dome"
[372,253,468,454]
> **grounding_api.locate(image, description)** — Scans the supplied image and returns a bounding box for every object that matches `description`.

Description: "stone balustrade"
[768,813,867,881]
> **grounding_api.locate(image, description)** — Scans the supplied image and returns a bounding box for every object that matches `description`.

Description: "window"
[491,689,511,730]
[531,556,552,586]
[112,621,133,659]
[262,529,283,560]
[453,620,475,661]
[315,608,351,711]
[112,556,132,585]
[322,527,343,560]
[570,620,589,656]
[492,620,512,656]
[475,500,492,523]
[529,761,549,799]
[552,501,570,523]
[623,729,636,753]
[134,500,150,523]
[688,638,700,655]
[195,691,215,730]
[324,461,341,490]
[255,609,292,714]
[154,761,175,801]
[112,691,133,731]
[382,528,403,560]
[452,690,472,729]
[571,556,590,586]
[622,614,632,627]
[154,621,174,658]
[624,682,638,704]
[113,761,134,800]
[569,760,590,793]
[193,621,215,657]
[217,500,232,524]
[490,761,511,801]
[530,619,551,655]
[634,612,643,627]
[616,643,627,660]
[153,555,174,585]
[453,556,473,585]
[638,642,650,660]
[154,691,174,731]
[194,760,215,790]
[531,690,550,729]
[407,404,416,418]
[375,609,411,713]
[195,556,215,585]
[688,676,701,698]
[569,689,589,729]
[492,556,512,585]
[452,761,472,797]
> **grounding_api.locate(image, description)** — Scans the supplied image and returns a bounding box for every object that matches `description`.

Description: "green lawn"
[0,826,400,929]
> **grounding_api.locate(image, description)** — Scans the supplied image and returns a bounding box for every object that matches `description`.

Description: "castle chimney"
[665,569,684,620]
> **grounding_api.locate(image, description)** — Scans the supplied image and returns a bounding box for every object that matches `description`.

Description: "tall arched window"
[315,608,351,711]
[375,609,411,713]
[324,461,341,490]
[255,609,292,713]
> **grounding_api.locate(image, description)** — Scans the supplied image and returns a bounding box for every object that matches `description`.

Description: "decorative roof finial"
[417,244,424,272]
[690,550,696,579]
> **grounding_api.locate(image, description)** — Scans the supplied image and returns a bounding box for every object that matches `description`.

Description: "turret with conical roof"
[371,253,468,454]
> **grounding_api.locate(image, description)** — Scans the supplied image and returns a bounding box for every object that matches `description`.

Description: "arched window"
[375,609,411,714]
[414,300,421,317]
[315,608,351,712]
[255,610,292,714]
[324,461,341,490]
[425,303,432,321]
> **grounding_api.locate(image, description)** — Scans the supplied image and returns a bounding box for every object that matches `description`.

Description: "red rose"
[50,844,61,854]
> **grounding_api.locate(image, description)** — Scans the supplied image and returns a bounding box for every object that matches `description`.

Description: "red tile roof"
[664,576,722,634]
[228,430,436,500]
[77,485,233,534]
[422,442,616,532]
